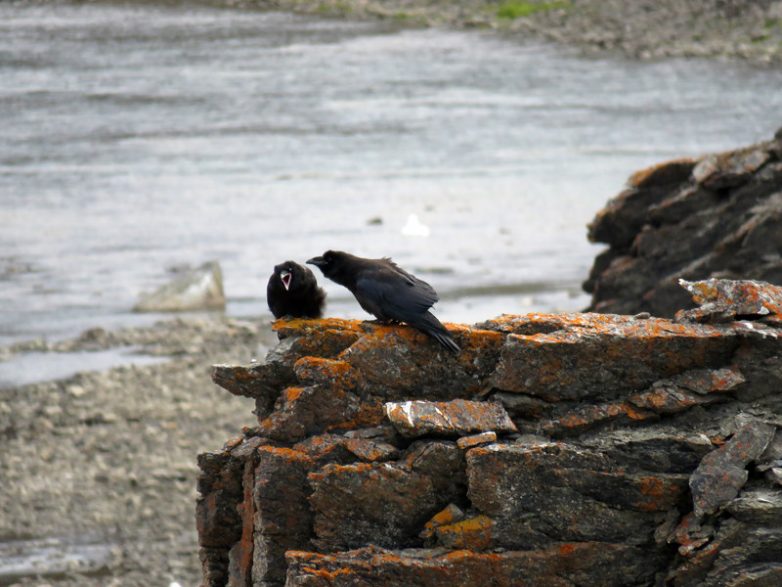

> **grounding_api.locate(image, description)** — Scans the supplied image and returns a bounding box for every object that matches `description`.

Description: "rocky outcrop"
[584,129,782,317]
[198,279,782,587]
[134,261,226,312]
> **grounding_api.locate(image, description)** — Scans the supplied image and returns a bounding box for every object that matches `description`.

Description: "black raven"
[306,250,459,353]
[267,260,326,319]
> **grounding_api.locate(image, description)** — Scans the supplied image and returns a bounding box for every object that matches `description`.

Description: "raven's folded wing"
[356,269,438,317]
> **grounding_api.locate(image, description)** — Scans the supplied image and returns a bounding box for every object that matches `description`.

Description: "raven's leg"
[364,318,398,325]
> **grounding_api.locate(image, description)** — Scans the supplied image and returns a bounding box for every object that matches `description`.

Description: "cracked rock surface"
[202,278,782,586]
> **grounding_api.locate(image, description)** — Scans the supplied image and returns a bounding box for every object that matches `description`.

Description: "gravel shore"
[240,0,782,65]
[0,317,275,586]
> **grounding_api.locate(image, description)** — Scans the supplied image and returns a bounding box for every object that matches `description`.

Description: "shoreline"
[233,0,782,65]
[0,316,276,586]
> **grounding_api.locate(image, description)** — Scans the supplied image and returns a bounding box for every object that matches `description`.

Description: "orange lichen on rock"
[272,316,364,337]
[300,565,355,580]
[420,504,465,541]
[283,386,304,403]
[307,461,375,483]
[457,431,497,449]
[385,399,516,438]
[677,279,782,323]
[541,401,657,435]
[284,543,662,585]
[272,317,364,359]
[492,310,736,402]
[257,445,313,464]
[325,400,385,433]
[294,356,359,389]
[343,438,399,462]
[435,515,494,551]
[634,475,686,512]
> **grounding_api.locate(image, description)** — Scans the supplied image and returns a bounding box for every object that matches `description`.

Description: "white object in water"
[401,214,430,237]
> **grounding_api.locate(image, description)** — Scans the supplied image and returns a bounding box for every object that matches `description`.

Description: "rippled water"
[2,1,782,345]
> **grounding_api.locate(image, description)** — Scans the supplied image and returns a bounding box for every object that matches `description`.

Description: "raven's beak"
[306,256,325,267]
[280,269,292,291]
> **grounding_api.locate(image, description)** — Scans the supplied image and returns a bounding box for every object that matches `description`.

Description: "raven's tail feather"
[414,311,461,354]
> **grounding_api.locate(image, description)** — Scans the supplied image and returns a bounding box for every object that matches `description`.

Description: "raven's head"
[273,260,304,291]
[307,250,336,273]
[307,250,352,282]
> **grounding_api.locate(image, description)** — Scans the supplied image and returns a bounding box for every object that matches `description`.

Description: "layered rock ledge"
[585,128,782,317]
[198,279,782,587]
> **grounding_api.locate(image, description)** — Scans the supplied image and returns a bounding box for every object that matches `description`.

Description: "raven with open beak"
[267,260,326,319]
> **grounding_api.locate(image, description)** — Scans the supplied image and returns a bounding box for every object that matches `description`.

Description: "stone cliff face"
[198,279,782,587]
[585,129,782,317]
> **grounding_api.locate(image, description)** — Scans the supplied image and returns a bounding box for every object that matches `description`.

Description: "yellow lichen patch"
[257,445,313,464]
[300,565,354,580]
[622,403,654,421]
[342,438,397,462]
[429,506,460,527]
[283,386,304,403]
[545,401,656,435]
[294,356,358,389]
[687,281,720,306]
[452,325,505,366]
[420,504,464,540]
[436,515,494,551]
[368,551,405,565]
[354,323,431,349]
[438,550,473,562]
[557,413,591,429]
[272,317,364,358]
[272,317,363,334]
[296,356,352,376]
[559,543,580,556]
[286,550,322,563]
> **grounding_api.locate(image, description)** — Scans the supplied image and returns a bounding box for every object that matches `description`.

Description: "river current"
[2,1,782,345]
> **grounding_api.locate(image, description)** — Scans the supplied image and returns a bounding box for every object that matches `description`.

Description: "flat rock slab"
[467,442,690,548]
[385,400,516,438]
[726,488,782,525]
[285,543,662,587]
[489,312,737,402]
[677,279,782,323]
[690,418,776,517]
[308,463,442,551]
[457,431,497,449]
[691,146,771,190]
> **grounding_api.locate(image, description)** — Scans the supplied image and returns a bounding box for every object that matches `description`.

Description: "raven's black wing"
[356,265,438,318]
[378,258,439,305]
[355,267,459,352]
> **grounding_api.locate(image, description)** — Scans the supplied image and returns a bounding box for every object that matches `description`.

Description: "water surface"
[2,1,782,345]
